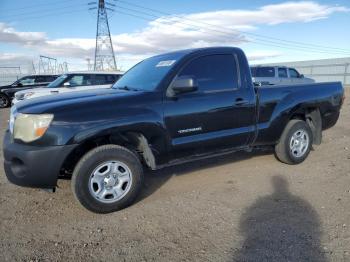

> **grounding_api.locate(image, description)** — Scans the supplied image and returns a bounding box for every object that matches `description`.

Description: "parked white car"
[12,71,123,104]
[250,66,315,86]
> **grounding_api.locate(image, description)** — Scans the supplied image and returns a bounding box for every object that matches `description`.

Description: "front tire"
[0,94,10,108]
[275,120,313,165]
[72,145,143,213]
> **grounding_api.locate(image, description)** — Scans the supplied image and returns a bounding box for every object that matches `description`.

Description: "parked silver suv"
[251,66,315,86]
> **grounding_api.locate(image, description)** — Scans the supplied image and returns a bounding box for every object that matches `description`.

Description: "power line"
[0,4,85,20]
[0,0,73,12]
[112,5,350,56]
[2,0,78,13]
[2,0,349,57]
[0,9,88,23]
[116,0,350,55]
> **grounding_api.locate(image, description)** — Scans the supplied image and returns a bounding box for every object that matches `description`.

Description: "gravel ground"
[0,88,349,262]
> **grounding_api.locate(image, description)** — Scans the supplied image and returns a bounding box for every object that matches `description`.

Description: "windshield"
[12,76,25,85]
[47,74,68,88]
[112,53,182,91]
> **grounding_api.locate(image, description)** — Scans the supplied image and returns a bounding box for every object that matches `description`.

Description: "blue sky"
[0,0,349,72]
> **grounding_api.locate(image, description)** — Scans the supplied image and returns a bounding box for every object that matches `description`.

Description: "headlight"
[9,107,17,134]
[23,92,34,99]
[13,113,53,142]
[15,92,34,100]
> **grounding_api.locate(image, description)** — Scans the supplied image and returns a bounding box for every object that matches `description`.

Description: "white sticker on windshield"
[156,60,176,67]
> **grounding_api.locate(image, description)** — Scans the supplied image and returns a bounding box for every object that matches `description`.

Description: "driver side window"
[177,54,237,92]
[289,68,300,78]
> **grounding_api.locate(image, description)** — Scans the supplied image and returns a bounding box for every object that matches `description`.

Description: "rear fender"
[255,89,326,145]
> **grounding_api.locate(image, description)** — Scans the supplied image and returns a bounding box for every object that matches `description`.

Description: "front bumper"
[3,131,76,189]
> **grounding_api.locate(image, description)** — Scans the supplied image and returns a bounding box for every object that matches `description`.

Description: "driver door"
[163,53,256,154]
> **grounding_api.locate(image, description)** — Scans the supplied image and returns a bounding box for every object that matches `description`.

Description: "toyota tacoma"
[3,47,344,213]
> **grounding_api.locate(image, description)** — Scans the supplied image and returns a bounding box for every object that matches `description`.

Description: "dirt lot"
[0,89,349,262]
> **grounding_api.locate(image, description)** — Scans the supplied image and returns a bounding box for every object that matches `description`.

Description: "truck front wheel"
[275,120,313,165]
[0,94,10,108]
[72,145,143,213]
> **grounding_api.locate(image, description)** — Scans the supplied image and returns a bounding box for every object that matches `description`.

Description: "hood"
[15,87,49,100]
[0,84,12,91]
[15,88,148,114]
[16,87,48,95]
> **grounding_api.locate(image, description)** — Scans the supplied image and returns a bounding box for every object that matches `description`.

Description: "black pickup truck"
[3,47,344,213]
[0,74,58,108]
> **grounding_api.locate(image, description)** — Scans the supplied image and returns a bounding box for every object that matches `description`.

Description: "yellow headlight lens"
[13,113,53,142]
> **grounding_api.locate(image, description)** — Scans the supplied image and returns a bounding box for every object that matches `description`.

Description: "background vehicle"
[12,71,123,104]
[3,47,344,213]
[251,66,315,86]
[0,74,58,108]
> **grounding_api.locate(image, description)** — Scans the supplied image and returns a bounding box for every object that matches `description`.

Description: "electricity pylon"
[93,0,117,71]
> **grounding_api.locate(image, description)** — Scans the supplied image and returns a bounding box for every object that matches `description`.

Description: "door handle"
[235,98,248,106]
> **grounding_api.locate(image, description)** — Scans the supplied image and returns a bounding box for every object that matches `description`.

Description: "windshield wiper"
[115,86,140,91]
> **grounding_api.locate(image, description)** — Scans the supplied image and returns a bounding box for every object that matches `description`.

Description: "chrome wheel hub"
[290,129,309,158]
[88,160,132,203]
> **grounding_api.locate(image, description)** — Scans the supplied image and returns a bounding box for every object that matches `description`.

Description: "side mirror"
[171,76,198,95]
[16,83,23,87]
[300,74,304,78]
[63,82,71,87]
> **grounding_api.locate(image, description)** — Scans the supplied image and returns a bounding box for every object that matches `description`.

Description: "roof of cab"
[151,46,244,58]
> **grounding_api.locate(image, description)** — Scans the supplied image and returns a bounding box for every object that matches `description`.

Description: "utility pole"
[39,55,57,74]
[57,62,68,74]
[86,58,93,71]
[92,0,117,71]
[31,61,36,74]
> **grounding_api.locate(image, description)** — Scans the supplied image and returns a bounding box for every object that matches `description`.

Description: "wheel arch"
[60,130,161,177]
[289,106,322,145]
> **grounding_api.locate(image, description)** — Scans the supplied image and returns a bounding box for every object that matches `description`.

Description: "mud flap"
[306,109,322,145]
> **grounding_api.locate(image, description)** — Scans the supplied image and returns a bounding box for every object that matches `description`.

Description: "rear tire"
[0,94,10,108]
[275,120,313,165]
[72,145,143,213]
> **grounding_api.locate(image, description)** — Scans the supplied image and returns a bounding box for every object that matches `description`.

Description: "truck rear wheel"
[71,145,143,213]
[275,120,313,165]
